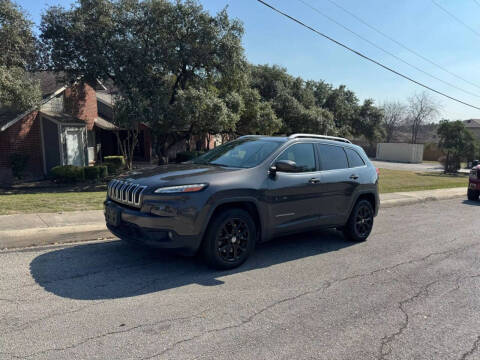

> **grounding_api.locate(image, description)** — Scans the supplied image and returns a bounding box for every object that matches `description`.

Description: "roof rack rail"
[288,133,352,143]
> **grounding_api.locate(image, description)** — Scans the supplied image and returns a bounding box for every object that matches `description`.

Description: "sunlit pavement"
[1,198,479,360]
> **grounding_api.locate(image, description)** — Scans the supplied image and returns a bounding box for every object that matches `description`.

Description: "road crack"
[19,310,209,358]
[141,281,333,360]
[460,335,480,360]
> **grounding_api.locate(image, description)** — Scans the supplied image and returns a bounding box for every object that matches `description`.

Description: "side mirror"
[275,159,299,173]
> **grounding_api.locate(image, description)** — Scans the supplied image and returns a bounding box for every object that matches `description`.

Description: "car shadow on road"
[463,200,480,206]
[29,229,357,300]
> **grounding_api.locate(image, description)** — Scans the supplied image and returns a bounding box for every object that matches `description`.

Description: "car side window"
[317,144,349,170]
[345,148,365,168]
[276,143,316,172]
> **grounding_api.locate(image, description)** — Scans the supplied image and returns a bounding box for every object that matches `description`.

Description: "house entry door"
[64,128,85,166]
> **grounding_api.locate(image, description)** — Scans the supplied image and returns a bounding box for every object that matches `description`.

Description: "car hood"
[116,163,242,186]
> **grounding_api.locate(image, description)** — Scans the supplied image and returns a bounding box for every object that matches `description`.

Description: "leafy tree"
[323,85,359,137]
[170,87,236,150]
[236,88,281,135]
[40,0,247,163]
[352,99,384,144]
[0,66,41,111]
[0,0,40,111]
[437,120,477,173]
[381,101,406,142]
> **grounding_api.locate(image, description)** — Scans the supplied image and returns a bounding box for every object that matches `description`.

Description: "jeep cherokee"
[104,134,380,269]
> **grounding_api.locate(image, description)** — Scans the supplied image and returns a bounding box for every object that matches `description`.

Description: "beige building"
[376,143,424,163]
[464,119,480,140]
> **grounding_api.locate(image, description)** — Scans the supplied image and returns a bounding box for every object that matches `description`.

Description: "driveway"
[1,199,479,359]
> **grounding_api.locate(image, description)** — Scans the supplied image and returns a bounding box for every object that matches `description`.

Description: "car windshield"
[192,138,282,168]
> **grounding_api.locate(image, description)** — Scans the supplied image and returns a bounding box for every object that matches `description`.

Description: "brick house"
[0,72,152,183]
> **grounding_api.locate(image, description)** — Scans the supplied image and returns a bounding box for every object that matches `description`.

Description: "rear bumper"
[104,200,203,255]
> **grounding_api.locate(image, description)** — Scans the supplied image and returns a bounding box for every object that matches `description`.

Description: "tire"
[343,199,374,242]
[201,208,256,270]
[468,189,480,201]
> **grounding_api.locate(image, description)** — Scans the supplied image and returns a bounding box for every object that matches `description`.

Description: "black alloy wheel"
[216,218,250,263]
[202,208,256,269]
[344,199,374,242]
[354,204,374,238]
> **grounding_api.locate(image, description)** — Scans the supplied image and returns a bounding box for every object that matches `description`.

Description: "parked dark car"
[468,165,480,201]
[104,134,380,269]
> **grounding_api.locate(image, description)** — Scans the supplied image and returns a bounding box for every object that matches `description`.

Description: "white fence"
[376,143,424,163]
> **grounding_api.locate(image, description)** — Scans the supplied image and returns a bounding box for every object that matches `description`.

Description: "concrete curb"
[0,187,467,250]
[0,225,114,250]
[379,187,466,208]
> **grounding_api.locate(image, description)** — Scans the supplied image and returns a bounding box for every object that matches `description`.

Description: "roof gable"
[464,119,480,128]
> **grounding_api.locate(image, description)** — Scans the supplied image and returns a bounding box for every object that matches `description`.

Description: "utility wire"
[431,0,480,39]
[324,0,480,92]
[297,0,480,99]
[256,0,480,111]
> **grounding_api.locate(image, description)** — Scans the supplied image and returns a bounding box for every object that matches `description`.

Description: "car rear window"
[317,144,349,170]
[345,148,365,168]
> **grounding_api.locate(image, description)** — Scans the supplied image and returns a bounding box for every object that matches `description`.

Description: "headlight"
[154,183,208,194]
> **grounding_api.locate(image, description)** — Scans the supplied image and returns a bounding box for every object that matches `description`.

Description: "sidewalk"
[0,210,112,249]
[0,187,467,249]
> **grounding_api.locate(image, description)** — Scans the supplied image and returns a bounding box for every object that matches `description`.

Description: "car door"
[315,143,358,225]
[265,143,323,235]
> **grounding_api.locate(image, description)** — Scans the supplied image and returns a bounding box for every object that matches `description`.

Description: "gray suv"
[105,134,380,269]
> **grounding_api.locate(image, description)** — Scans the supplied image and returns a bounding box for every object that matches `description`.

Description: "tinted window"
[345,148,365,168]
[193,139,282,168]
[276,143,316,172]
[317,144,348,170]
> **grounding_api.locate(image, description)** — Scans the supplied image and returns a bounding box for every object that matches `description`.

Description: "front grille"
[108,179,147,207]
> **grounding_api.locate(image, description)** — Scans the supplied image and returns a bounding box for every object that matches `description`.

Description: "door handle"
[349,174,359,180]
[309,178,321,184]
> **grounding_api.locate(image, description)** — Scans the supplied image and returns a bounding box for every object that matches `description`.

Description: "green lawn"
[378,168,468,193]
[0,191,106,215]
[0,169,469,215]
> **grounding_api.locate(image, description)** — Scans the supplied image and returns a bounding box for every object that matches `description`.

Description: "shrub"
[50,165,85,183]
[175,151,204,163]
[104,156,125,174]
[84,165,108,181]
[8,153,29,179]
[423,142,444,162]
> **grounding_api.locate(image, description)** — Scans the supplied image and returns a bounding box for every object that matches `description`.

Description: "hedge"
[50,165,109,183]
[50,165,85,183]
[104,156,125,174]
[84,165,108,180]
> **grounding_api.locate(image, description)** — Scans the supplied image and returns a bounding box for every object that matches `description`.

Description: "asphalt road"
[1,199,479,360]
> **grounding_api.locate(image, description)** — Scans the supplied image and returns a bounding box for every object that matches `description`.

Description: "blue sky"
[18,0,480,120]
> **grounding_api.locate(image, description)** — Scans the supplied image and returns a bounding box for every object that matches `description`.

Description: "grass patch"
[0,191,106,215]
[379,168,468,193]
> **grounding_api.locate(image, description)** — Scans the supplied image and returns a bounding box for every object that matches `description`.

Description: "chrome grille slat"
[108,179,146,208]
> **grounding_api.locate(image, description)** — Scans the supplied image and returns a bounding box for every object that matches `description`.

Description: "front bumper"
[104,200,204,255]
[469,178,480,191]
